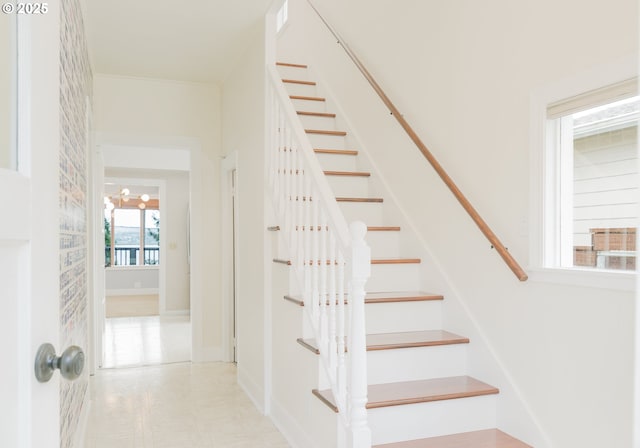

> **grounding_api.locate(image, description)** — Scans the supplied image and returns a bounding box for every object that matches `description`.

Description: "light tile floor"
[103,316,191,368]
[84,362,290,448]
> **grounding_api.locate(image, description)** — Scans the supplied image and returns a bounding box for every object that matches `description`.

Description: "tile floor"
[103,316,191,368]
[84,362,291,447]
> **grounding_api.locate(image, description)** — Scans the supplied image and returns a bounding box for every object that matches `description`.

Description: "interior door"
[0,9,64,447]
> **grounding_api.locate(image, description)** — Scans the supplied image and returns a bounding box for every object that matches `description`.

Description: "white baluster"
[328,231,338,382]
[348,221,371,448]
[319,208,328,354]
[337,249,346,409]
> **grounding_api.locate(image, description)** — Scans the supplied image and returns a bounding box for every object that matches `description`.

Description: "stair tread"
[276,62,308,68]
[371,258,421,264]
[324,170,371,177]
[290,94,325,101]
[314,148,358,155]
[368,226,401,231]
[298,330,469,354]
[284,291,444,306]
[306,129,347,136]
[299,111,337,118]
[373,429,532,448]
[282,78,316,85]
[336,197,383,203]
[313,376,499,411]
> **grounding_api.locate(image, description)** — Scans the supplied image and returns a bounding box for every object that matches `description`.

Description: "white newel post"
[349,221,372,448]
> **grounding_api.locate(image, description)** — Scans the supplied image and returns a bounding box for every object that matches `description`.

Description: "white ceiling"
[83,0,274,83]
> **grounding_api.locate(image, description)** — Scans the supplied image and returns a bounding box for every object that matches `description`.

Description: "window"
[276,0,288,33]
[104,187,160,267]
[544,79,638,272]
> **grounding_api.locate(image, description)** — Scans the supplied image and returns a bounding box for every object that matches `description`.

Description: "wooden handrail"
[305,0,528,281]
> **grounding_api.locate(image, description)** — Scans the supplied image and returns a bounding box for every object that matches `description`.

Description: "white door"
[0,9,65,447]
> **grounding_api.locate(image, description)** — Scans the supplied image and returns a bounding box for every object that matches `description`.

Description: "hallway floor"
[103,315,191,368]
[84,362,290,448]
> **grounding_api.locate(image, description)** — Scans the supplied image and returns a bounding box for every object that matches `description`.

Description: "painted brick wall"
[59,0,92,446]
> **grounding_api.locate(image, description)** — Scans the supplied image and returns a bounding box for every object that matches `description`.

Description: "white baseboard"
[270,398,317,448]
[191,346,222,363]
[106,288,159,296]
[238,366,265,414]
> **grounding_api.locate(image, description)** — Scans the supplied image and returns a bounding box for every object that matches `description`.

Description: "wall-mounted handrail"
[305,0,528,282]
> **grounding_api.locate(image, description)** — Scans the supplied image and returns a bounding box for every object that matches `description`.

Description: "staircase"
[271,61,533,448]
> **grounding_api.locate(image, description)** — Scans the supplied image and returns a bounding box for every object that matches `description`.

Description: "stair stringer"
[295,61,553,448]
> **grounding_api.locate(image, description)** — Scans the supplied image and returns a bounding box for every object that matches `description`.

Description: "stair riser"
[367,345,468,385]
[365,231,401,259]
[315,152,359,172]
[307,133,347,150]
[298,114,337,129]
[365,300,442,334]
[283,82,318,97]
[368,395,497,445]
[326,175,370,198]
[367,263,422,292]
[276,65,312,81]
[291,98,327,113]
[338,202,384,227]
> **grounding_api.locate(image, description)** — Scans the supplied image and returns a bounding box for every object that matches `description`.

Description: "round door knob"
[35,343,85,383]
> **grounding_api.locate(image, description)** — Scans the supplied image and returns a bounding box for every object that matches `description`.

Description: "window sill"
[528,267,636,292]
[105,265,160,271]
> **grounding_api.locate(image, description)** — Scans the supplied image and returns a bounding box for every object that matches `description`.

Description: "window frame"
[529,59,638,291]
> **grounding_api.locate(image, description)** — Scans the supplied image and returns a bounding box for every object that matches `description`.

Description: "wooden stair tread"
[336,197,383,203]
[373,429,532,448]
[298,111,336,118]
[324,170,371,177]
[297,330,469,354]
[313,376,499,412]
[284,291,443,307]
[275,258,420,265]
[365,291,443,303]
[368,226,401,231]
[282,78,316,86]
[314,148,358,155]
[305,129,347,136]
[290,94,325,102]
[371,258,421,264]
[276,62,307,68]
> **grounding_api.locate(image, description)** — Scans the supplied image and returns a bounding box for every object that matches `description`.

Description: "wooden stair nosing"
[276,62,308,68]
[305,129,347,136]
[267,225,280,231]
[314,148,358,155]
[282,78,316,86]
[324,170,371,177]
[336,197,383,203]
[277,258,420,266]
[373,429,533,448]
[368,226,401,231]
[297,330,470,355]
[283,291,444,307]
[313,376,499,412]
[298,111,337,118]
[290,94,325,102]
[371,258,421,264]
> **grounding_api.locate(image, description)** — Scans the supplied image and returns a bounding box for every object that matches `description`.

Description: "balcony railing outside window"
[105,246,159,267]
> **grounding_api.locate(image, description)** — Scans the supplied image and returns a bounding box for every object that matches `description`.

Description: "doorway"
[99,169,192,369]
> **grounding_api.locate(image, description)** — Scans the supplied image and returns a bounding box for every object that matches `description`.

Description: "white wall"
[278,0,637,446]
[93,74,223,360]
[221,22,268,408]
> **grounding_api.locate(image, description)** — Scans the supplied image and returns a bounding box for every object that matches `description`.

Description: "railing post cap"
[349,221,367,241]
